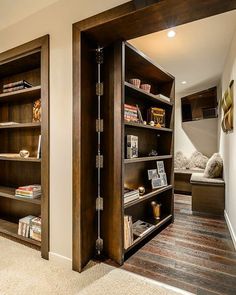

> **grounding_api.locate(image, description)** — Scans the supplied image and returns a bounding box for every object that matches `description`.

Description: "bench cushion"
[190,173,225,186]
[174,168,204,175]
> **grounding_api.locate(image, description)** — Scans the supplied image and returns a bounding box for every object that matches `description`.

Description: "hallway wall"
[0,0,128,261]
[219,27,236,248]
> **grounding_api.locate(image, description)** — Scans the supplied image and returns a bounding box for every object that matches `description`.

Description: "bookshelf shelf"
[0,86,41,103]
[125,81,173,107]
[124,121,173,132]
[0,186,41,205]
[0,157,41,162]
[0,36,49,258]
[124,214,172,253]
[124,185,173,209]
[0,218,41,247]
[124,155,172,164]
[0,122,41,129]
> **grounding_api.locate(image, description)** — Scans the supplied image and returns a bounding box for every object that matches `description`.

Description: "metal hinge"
[96,48,104,64]
[96,119,104,132]
[96,237,103,253]
[96,82,104,96]
[96,155,104,168]
[96,197,103,211]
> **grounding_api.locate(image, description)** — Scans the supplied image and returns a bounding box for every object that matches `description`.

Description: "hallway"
[122,195,236,295]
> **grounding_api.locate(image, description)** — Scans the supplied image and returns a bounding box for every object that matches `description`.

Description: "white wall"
[0,0,128,261]
[175,96,218,158]
[219,27,236,247]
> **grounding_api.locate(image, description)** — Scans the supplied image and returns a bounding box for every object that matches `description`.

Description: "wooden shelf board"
[0,156,41,162]
[124,121,172,132]
[0,122,41,129]
[0,186,41,205]
[125,82,173,106]
[124,155,172,164]
[125,42,174,83]
[124,185,173,209]
[0,86,41,103]
[0,218,41,247]
[124,214,172,253]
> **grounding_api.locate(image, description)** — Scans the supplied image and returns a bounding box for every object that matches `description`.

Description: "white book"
[37,135,41,159]
[155,94,171,103]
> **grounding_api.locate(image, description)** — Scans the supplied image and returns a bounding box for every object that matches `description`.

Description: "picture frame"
[151,178,162,189]
[156,161,165,173]
[148,169,158,180]
[159,172,168,186]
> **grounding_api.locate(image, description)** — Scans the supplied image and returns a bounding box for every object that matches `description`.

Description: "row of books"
[18,215,41,242]
[2,80,32,93]
[124,215,155,249]
[124,188,140,204]
[15,185,41,199]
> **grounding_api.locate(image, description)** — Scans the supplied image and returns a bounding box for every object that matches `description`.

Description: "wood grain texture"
[122,194,236,295]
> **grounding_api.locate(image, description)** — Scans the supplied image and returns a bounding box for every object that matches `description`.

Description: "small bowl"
[129,78,141,88]
[140,84,151,93]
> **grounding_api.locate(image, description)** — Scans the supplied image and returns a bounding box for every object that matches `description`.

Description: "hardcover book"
[126,135,138,159]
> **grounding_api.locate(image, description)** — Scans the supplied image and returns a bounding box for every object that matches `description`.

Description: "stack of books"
[124,188,140,204]
[132,220,155,237]
[18,215,36,238]
[124,104,139,122]
[124,215,133,249]
[2,80,32,93]
[30,217,42,242]
[15,185,41,199]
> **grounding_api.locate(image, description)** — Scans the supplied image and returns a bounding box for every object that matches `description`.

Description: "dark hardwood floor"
[122,194,236,295]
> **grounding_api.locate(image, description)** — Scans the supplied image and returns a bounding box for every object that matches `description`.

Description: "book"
[126,135,138,159]
[124,188,140,204]
[124,215,133,249]
[155,94,171,103]
[3,86,26,93]
[18,215,36,238]
[132,220,155,237]
[30,217,42,242]
[16,185,41,199]
[136,105,144,123]
[124,104,139,122]
[3,80,32,89]
[0,122,19,126]
[37,135,41,159]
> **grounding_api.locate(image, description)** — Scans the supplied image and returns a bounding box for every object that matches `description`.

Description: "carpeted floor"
[0,236,190,295]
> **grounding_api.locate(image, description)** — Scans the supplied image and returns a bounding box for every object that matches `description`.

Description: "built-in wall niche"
[181,87,217,122]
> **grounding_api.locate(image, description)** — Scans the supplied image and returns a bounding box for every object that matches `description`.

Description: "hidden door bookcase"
[0,36,49,259]
[77,37,175,269]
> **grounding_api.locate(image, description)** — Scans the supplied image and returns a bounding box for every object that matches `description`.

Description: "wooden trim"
[73,0,236,271]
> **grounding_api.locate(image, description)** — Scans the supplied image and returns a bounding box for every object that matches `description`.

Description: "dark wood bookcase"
[77,37,175,268]
[0,36,49,259]
[101,41,175,264]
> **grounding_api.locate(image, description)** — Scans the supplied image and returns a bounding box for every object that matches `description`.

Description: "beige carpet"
[0,236,190,295]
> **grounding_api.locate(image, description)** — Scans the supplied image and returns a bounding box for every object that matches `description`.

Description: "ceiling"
[129,10,236,96]
[0,0,60,30]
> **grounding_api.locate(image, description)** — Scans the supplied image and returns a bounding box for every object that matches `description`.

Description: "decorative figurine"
[143,121,147,125]
[138,186,145,196]
[151,201,161,219]
[19,150,30,158]
[149,120,155,127]
[148,149,158,156]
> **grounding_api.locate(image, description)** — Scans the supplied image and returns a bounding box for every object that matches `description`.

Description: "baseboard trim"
[224,210,236,250]
[49,252,72,268]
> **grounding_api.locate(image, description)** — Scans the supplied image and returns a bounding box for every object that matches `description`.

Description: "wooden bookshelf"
[0,36,49,259]
[100,41,175,265]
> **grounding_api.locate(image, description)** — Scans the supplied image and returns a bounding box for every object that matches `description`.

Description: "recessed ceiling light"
[181,81,187,85]
[167,30,176,38]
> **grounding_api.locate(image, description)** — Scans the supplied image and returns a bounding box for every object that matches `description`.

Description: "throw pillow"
[204,153,223,178]
[187,151,209,169]
[174,151,188,169]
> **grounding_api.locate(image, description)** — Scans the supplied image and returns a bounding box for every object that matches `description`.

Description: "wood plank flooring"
[122,194,236,295]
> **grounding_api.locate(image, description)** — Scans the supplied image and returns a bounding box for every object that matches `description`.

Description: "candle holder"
[151,201,161,220]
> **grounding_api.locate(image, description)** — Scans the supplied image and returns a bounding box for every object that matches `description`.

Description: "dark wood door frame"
[73,0,236,272]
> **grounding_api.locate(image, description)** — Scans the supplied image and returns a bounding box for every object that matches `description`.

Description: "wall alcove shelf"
[0,36,49,259]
